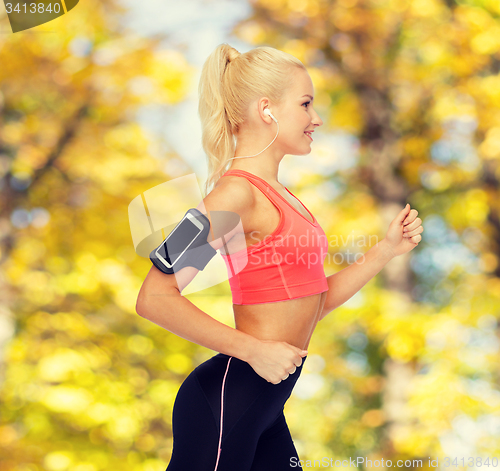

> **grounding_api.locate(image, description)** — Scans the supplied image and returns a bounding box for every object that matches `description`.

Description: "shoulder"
[193,174,254,241]
[209,175,255,211]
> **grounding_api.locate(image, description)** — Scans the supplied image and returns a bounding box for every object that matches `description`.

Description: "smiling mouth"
[304,132,313,141]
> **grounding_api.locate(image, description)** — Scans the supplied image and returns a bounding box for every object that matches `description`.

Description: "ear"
[257,97,273,121]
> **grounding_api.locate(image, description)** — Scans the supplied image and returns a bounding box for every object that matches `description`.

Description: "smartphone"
[155,212,205,269]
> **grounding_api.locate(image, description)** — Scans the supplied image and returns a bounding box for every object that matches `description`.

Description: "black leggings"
[166,353,306,471]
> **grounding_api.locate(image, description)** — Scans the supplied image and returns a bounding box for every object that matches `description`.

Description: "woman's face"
[273,68,323,156]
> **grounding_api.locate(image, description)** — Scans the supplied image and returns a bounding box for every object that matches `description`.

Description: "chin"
[287,144,312,156]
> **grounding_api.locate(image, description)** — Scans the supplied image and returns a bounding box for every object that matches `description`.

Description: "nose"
[311,108,323,128]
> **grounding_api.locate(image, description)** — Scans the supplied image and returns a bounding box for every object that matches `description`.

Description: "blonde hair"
[198,43,305,196]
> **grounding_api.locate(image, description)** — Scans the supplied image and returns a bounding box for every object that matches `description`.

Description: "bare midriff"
[220,174,328,351]
[233,291,327,351]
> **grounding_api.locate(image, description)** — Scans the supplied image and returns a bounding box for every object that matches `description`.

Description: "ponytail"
[198,44,238,196]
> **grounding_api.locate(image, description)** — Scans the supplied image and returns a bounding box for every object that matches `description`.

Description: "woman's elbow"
[135,283,152,317]
[135,284,180,318]
[136,292,147,317]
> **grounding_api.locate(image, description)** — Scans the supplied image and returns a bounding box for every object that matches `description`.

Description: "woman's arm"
[319,204,423,320]
[136,267,262,361]
[319,238,394,320]
[136,268,307,383]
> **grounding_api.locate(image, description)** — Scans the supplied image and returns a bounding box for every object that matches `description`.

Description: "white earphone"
[264,108,278,123]
[227,109,279,160]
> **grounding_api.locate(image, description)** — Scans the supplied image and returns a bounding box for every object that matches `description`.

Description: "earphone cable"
[228,121,279,161]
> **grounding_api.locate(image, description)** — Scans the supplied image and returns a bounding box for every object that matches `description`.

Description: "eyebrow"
[302,94,314,101]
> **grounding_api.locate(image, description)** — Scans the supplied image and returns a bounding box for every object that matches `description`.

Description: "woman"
[136,43,423,471]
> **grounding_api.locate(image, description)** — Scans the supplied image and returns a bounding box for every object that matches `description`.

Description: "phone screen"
[156,217,202,266]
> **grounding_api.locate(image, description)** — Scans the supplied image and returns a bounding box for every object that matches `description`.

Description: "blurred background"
[1,0,500,469]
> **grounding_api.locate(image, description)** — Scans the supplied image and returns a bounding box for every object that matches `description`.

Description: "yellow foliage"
[1,0,500,465]
[479,126,500,159]
[44,451,75,471]
[42,386,93,413]
[164,353,192,375]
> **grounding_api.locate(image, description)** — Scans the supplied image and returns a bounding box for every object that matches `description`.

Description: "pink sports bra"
[219,169,329,305]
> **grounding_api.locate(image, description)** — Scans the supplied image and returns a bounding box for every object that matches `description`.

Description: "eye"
[302,101,311,108]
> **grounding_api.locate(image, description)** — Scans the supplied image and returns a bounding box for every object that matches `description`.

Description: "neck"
[229,131,284,185]
[227,160,283,186]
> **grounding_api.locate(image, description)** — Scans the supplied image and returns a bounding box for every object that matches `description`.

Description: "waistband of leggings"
[215,352,308,365]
